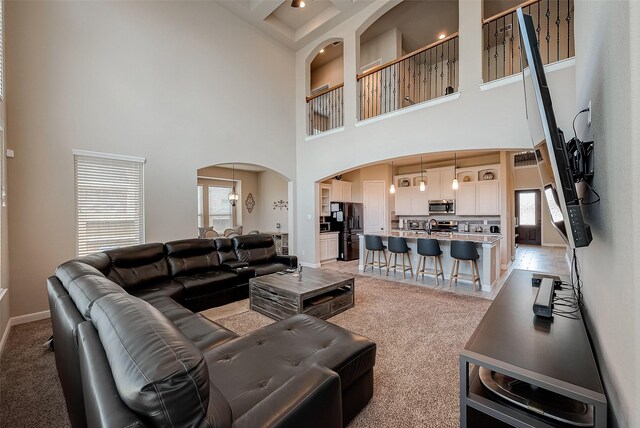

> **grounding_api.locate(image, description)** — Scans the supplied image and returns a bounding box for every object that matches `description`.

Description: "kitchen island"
[358,232,502,291]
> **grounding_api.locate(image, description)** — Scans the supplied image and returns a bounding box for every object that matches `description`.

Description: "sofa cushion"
[233,235,277,265]
[147,296,238,351]
[174,271,239,298]
[214,238,238,264]
[55,261,106,290]
[105,243,170,290]
[67,275,125,320]
[76,252,112,276]
[252,263,290,277]
[165,238,221,277]
[205,314,376,418]
[89,293,217,427]
[128,279,184,302]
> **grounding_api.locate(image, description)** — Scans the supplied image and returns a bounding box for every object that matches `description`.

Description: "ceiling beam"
[250,0,285,20]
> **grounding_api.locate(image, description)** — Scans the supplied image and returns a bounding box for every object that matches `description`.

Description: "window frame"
[73,150,146,256]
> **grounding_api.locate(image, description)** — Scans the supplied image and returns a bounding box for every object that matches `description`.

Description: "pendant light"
[419,156,426,192]
[452,153,459,190]
[228,164,239,207]
[389,161,396,194]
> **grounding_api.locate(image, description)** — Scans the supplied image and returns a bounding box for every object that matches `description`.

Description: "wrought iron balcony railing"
[306,84,344,136]
[357,33,459,121]
[483,0,574,83]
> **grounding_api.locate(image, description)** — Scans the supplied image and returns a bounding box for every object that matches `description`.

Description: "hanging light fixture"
[419,156,426,192]
[389,161,396,194]
[228,164,239,207]
[452,153,459,190]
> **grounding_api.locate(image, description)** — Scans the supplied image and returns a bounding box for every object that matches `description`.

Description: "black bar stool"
[386,236,413,279]
[363,235,388,274]
[450,240,481,291]
[415,238,445,285]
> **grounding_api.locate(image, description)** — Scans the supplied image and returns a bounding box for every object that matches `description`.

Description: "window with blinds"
[74,151,145,256]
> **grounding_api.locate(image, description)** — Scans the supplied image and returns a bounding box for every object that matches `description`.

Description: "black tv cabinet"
[460,269,607,427]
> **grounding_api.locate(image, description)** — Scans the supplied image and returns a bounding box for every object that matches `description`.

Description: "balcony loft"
[304,0,575,138]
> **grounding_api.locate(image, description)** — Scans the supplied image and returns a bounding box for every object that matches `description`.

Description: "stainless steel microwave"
[428,200,455,214]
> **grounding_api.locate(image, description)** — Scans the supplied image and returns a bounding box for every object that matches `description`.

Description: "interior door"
[515,190,541,245]
[363,181,386,233]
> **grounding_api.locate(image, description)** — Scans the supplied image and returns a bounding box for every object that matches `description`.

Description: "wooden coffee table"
[249,269,355,321]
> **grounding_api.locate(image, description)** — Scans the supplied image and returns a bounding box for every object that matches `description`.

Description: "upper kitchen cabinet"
[454,165,500,216]
[426,167,455,201]
[330,179,352,202]
[320,184,332,216]
[392,175,428,215]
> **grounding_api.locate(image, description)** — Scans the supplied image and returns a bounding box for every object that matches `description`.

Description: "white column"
[458,0,484,92]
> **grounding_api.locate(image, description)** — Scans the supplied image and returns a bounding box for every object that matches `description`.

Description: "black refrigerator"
[329,202,363,261]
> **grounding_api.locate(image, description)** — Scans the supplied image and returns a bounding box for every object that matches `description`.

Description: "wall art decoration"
[245,193,255,213]
[273,200,288,210]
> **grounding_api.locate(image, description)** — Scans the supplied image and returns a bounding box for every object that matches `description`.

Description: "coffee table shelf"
[249,270,355,321]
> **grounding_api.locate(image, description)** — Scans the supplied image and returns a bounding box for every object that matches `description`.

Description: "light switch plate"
[6,149,14,158]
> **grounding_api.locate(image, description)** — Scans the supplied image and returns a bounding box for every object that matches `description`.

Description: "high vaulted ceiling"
[218,0,375,51]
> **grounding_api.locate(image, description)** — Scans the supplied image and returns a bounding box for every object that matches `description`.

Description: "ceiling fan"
[291,0,306,8]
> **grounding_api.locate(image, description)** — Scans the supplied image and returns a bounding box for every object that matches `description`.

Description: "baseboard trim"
[501,260,513,271]
[11,309,51,326]
[0,309,51,358]
[0,320,10,358]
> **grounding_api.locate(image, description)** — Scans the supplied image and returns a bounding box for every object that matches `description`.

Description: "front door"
[363,181,386,234]
[515,189,541,245]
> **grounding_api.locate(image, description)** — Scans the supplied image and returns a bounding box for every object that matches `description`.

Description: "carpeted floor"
[0,275,490,427]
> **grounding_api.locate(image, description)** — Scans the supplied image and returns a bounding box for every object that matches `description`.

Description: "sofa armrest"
[222,261,250,270]
[274,255,298,269]
[232,364,342,428]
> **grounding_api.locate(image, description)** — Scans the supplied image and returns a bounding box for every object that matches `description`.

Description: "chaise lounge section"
[48,236,376,427]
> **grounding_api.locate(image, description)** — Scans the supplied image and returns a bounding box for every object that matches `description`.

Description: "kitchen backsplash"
[391,216,501,233]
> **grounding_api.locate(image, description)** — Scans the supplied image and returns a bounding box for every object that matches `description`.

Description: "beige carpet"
[209,275,491,427]
[0,275,490,427]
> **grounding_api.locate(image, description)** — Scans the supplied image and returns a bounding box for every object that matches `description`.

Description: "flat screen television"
[518,9,592,248]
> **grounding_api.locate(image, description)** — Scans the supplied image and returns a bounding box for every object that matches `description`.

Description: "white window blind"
[74,152,145,256]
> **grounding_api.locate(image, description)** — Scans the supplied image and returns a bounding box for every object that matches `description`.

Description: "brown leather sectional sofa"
[47,234,376,427]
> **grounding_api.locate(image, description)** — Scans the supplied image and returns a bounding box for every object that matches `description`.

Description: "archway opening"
[196,163,292,253]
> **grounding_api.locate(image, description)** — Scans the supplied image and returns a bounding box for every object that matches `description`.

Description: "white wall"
[295,0,576,265]
[310,55,344,90]
[257,170,289,233]
[360,27,402,69]
[5,1,296,317]
[574,1,638,426]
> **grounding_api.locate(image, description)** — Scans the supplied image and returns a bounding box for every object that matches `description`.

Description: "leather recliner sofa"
[47,237,376,428]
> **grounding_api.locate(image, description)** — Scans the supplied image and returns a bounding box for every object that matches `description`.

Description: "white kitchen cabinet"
[455,183,476,215]
[426,167,455,201]
[330,180,352,202]
[411,186,428,215]
[475,181,500,215]
[455,181,500,215]
[394,187,412,215]
[319,232,339,262]
[320,184,331,216]
[440,167,456,200]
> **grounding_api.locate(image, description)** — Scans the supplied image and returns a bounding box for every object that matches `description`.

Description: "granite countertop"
[363,231,502,245]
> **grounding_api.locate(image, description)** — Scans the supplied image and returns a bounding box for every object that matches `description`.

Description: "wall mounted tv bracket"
[566,137,594,183]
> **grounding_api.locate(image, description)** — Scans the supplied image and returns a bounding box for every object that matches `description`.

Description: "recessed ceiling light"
[319,48,325,53]
[439,34,446,40]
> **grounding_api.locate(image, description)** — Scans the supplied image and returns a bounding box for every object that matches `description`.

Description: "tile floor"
[320,244,570,301]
